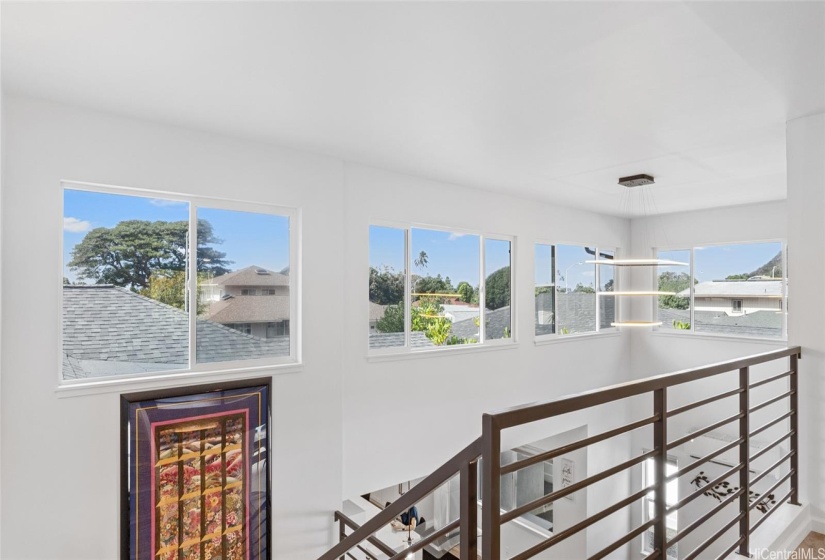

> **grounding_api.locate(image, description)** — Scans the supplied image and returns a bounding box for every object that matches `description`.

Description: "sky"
[660,243,782,283]
[369,226,511,286]
[63,189,290,283]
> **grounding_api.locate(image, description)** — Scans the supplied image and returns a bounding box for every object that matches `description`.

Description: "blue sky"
[63,189,290,282]
[659,243,781,282]
[369,226,511,286]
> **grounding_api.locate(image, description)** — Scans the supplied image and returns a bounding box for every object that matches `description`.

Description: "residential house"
[201,265,290,339]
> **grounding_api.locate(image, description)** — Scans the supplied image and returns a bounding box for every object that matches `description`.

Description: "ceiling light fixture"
[618,174,655,188]
[600,173,688,328]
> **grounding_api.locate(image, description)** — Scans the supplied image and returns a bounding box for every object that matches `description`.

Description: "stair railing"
[321,345,802,560]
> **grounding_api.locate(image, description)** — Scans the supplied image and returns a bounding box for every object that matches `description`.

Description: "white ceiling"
[2,1,823,217]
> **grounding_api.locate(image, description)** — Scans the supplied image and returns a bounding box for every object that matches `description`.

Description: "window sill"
[55,361,303,398]
[649,330,787,345]
[366,341,519,363]
[534,330,621,346]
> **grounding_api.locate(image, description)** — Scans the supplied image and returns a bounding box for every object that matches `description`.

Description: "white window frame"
[367,221,516,356]
[653,240,787,341]
[533,242,619,341]
[59,180,301,388]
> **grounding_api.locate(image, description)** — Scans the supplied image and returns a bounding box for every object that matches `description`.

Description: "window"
[642,457,678,559]
[656,242,785,339]
[229,323,252,335]
[262,288,277,296]
[368,224,514,352]
[61,183,297,382]
[241,288,258,296]
[534,243,616,337]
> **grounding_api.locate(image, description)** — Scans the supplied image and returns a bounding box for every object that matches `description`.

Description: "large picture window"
[534,243,616,338]
[368,224,513,353]
[655,242,785,339]
[61,183,298,382]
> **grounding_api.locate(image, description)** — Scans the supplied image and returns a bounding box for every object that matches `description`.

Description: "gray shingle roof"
[63,285,289,379]
[208,265,289,287]
[204,294,290,323]
[369,302,388,323]
[658,307,782,338]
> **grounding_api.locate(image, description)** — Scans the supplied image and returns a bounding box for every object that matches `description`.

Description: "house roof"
[205,294,290,323]
[658,307,782,338]
[369,301,388,323]
[207,265,289,287]
[679,280,783,298]
[63,285,289,379]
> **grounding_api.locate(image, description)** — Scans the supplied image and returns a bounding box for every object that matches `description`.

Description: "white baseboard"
[813,513,825,535]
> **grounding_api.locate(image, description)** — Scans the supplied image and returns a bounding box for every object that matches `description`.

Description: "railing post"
[790,353,800,506]
[482,413,501,560]
[336,513,345,560]
[653,388,668,559]
[738,366,751,557]
[461,460,478,560]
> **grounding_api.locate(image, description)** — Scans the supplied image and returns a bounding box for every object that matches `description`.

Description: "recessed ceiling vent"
[618,174,655,188]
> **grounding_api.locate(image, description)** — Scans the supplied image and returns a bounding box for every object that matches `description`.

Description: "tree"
[725,273,750,280]
[604,278,614,292]
[485,266,511,310]
[369,266,404,305]
[376,303,404,333]
[414,250,429,270]
[413,274,455,298]
[142,270,208,314]
[573,283,595,294]
[658,271,691,310]
[457,281,474,303]
[68,219,231,291]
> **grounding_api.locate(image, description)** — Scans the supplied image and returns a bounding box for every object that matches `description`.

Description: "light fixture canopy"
[618,174,655,188]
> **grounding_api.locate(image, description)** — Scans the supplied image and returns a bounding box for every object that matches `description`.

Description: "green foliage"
[503,327,511,339]
[68,219,230,291]
[725,273,750,280]
[414,250,429,270]
[559,327,571,335]
[573,283,595,293]
[446,335,477,345]
[747,251,782,278]
[658,271,692,310]
[485,266,511,310]
[604,278,614,292]
[141,270,208,314]
[457,281,474,304]
[369,266,404,305]
[424,315,452,345]
[672,320,691,330]
[413,275,455,299]
[375,303,404,333]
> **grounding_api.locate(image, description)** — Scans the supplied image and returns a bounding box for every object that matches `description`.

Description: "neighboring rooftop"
[62,285,289,379]
[658,307,782,339]
[206,265,290,287]
[679,280,783,298]
[205,294,290,323]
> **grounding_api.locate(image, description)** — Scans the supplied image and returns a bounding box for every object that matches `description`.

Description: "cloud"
[582,270,595,277]
[448,232,466,241]
[149,198,187,207]
[63,217,91,233]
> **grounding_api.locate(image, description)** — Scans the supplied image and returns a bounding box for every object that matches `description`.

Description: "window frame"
[367,220,516,356]
[533,241,619,341]
[652,240,787,341]
[59,180,301,388]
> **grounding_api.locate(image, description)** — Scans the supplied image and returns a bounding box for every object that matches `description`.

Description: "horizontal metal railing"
[319,346,801,560]
[482,346,802,560]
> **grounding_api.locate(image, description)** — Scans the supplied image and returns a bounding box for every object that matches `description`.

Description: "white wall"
[0,96,346,560]
[787,111,825,523]
[1,96,638,559]
[626,200,797,556]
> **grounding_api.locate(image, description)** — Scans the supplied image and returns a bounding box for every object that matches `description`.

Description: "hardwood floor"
[796,532,825,555]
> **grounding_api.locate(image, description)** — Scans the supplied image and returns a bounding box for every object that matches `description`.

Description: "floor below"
[796,532,825,555]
